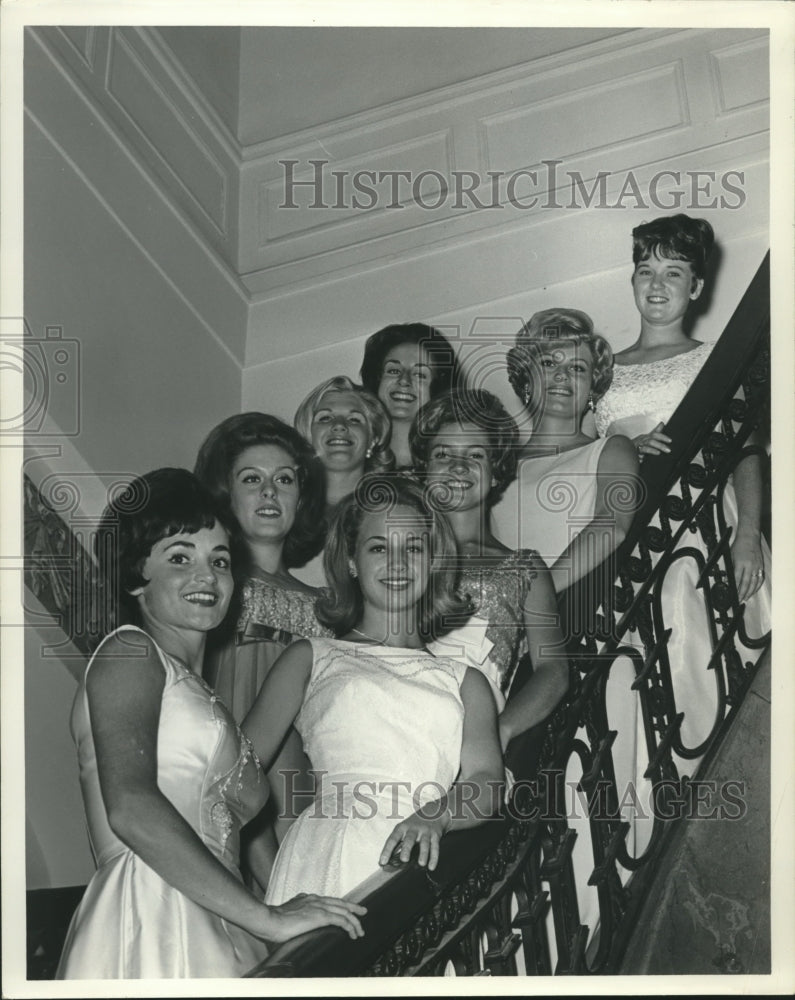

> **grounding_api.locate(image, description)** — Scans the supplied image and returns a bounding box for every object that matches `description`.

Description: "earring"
[348,559,358,578]
[523,386,532,407]
[587,391,595,411]
[365,446,373,459]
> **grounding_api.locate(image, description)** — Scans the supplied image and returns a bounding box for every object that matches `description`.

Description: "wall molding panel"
[708,36,770,116]
[235,28,769,300]
[106,31,229,236]
[26,27,249,364]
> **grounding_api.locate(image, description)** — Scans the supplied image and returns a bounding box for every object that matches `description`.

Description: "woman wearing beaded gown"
[594,214,770,788]
[56,470,364,979]
[194,413,331,886]
[410,389,568,756]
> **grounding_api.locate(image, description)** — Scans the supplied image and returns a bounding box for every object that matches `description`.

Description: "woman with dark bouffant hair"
[594,213,770,758]
[411,389,568,753]
[57,469,364,980]
[194,412,332,889]
[492,308,640,595]
[242,474,504,903]
[360,322,463,469]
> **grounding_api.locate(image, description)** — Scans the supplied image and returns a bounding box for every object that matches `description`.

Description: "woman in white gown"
[491,308,639,594]
[595,214,770,758]
[242,474,504,902]
[56,469,365,979]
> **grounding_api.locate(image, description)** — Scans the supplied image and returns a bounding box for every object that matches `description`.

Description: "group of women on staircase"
[57,213,770,979]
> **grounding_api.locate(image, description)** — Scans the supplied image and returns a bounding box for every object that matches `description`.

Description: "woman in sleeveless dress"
[291,375,394,587]
[409,388,568,755]
[491,308,639,595]
[57,469,364,979]
[594,214,770,765]
[194,413,331,887]
[242,475,504,902]
[359,323,463,470]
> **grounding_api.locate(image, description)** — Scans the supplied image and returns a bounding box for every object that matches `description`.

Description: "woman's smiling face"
[377,341,433,424]
[132,522,233,634]
[525,341,594,422]
[310,390,371,472]
[352,504,431,616]
[229,443,300,547]
[632,250,703,326]
[425,421,494,514]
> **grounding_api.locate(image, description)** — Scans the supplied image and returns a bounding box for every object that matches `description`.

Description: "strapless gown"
[264,637,467,904]
[56,626,270,979]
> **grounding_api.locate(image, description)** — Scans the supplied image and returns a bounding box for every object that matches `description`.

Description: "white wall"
[23,28,249,888]
[241,28,769,418]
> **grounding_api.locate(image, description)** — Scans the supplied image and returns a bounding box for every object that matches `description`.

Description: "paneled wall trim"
[239,28,768,297]
[26,26,248,322]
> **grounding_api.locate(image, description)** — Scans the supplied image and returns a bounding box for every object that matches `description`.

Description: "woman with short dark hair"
[56,469,364,979]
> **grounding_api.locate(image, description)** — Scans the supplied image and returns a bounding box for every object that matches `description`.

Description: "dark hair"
[194,412,325,569]
[95,468,237,628]
[506,307,614,408]
[316,473,470,642]
[359,323,463,400]
[632,214,715,281]
[293,375,394,474]
[409,389,519,506]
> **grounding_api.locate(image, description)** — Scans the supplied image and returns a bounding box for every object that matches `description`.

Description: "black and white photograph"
[2,0,793,993]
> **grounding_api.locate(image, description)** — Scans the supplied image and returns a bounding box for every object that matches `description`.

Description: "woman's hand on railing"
[731,533,765,602]
[632,422,671,459]
[263,893,367,942]
[379,806,452,872]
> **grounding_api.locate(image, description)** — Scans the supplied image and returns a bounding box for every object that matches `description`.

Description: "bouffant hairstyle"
[315,473,471,642]
[359,323,464,400]
[632,214,715,281]
[194,412,325,569]
[506,307,614,409]
[95,467,237,626]
[409,389,520,507]
[293,375,394,474]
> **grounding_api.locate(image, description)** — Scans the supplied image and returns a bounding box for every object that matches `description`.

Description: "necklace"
[351,626,387,645]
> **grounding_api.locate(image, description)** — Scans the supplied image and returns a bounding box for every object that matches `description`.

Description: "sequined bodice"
[595,342,715,438]
[237,575,332,642]
[71,626,268,872]
[456,550,538,697]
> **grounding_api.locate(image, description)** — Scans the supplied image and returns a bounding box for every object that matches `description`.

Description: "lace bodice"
[595,342,715,438]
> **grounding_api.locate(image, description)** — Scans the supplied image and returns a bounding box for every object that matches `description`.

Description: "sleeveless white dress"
[596,342,771,746]
[57,626,270,979]
[264,637,467,904]
[594,343,771,861]
[491,438,611,569]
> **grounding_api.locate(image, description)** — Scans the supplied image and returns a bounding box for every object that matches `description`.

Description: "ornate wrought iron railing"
[248,252,771,978]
